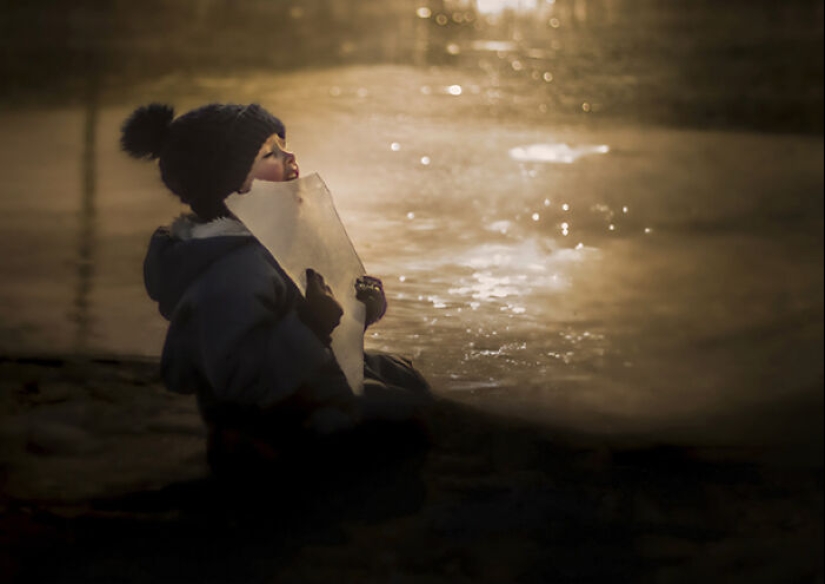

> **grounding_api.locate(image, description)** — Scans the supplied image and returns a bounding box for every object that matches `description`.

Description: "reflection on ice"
[449,273,521,301]
[486,220,512,234]
[464,239,595,271]
[458,241,554,271]
[509,143,610,164]
[475,0,541,14]
[470,342,528,357]
[425,295,448,309]
[469,40,519,52]
[439,239,597,312]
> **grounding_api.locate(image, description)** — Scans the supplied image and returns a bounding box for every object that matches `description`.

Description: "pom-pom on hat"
[121,102,284,220]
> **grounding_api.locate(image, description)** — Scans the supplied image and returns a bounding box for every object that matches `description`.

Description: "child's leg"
[363,352,431,395]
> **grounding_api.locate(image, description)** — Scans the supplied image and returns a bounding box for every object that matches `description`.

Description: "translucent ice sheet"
[226,173,366,393]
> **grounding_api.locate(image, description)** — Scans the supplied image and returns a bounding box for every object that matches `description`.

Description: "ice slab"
[226,173,366,393]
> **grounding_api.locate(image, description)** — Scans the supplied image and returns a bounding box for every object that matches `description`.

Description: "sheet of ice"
[225,173,367,393]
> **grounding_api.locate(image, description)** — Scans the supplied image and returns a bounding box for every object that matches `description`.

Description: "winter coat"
[143,216,352,412]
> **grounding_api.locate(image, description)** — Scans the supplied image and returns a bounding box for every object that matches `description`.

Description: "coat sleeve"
[192,252,344,408]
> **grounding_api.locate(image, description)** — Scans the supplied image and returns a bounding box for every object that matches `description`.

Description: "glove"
[355,275,387,328]
[296,269,343,346]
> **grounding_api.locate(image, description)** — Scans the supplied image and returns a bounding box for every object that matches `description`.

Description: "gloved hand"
[297,268,343,346]
[355,275,387,328]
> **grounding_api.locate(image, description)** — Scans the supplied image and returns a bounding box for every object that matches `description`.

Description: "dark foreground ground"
[1,356,822,584]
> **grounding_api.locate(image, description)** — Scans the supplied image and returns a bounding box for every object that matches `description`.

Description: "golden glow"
[476,0,539,14]
[509,143,610,164]
[471,40,518,52]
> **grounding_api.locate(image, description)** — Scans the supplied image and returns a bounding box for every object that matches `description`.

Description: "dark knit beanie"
[120,103,285,220]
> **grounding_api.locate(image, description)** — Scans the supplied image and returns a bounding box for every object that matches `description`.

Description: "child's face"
[240,133,299,192]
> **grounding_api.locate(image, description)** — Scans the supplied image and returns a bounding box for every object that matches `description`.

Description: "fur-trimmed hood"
[144,215,255,319]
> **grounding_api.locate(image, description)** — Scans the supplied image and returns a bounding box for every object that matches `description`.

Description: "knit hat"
[120,103,285,220]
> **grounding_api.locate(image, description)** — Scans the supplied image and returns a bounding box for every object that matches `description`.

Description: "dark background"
[2,0,823,134]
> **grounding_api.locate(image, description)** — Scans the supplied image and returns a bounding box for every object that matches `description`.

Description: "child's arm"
[193,260,348,408]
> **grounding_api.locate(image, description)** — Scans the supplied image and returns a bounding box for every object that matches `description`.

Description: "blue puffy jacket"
[144,216,352,411]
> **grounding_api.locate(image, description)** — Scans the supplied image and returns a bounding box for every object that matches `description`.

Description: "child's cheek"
[252,161,285,183]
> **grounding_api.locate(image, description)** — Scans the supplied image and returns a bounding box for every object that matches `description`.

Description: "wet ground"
[0,356,822,584]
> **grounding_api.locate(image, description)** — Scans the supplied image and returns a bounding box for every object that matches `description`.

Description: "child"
[121,103,430,473]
